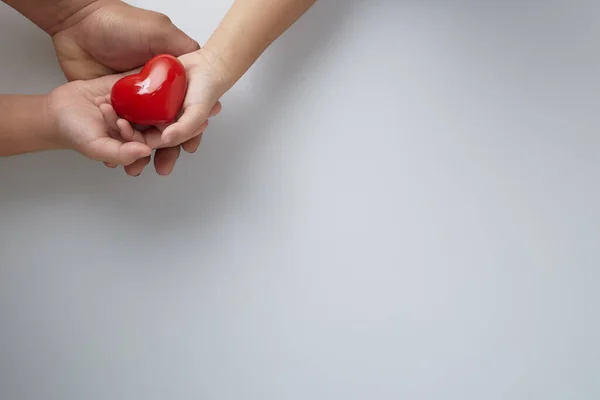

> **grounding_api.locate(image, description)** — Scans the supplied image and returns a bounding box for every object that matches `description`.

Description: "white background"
[1,1,599,399]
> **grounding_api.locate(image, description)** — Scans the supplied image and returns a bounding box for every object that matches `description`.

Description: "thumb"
[161,104,213,146]
[153,24,201,57]
[87,138,152,166]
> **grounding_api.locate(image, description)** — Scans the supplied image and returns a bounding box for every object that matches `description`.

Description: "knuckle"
[154,12,173,26]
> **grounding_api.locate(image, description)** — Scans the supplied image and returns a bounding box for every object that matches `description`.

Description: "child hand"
[96,98,222,176]
[96,51,224,176]
[48,76,152,166]
[156,50,226,147]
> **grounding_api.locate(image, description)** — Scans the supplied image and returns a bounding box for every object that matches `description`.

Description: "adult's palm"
[51,0,204,174]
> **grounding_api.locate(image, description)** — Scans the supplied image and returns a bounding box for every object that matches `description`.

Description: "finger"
[209,101,222,117]
[95,94,111,107]
[181,121,208,154]
[116,118,135,141]
[182,132,203,154]
[99,106,123,170]
[94,96,108,106]
[124,155,151,177]
[100,104,120,134]
[138,119,203,150]
[177,102,217,153]
[161,120,208,153]
[87,137,152,166]
[154,123,170,132]
[99,106,126,168]
[161,104,212,146]
[117,119,146,143]
[154,146,181,176]
[140,127,165,149]
[155,23,201,57]
[141,120,208,149]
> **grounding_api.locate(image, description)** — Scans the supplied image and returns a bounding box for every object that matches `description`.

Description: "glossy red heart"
[111,54,187,125]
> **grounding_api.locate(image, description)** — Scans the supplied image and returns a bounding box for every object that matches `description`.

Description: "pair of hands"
[48,0,223,175]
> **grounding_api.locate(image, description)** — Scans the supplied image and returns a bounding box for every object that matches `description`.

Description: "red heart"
[111,54,187,125]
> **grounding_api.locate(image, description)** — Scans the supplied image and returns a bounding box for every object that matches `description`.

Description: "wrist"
[47,0,107,35]
[3,0,105,35]
[185,48,235,101]
[40,94,65,151]
[197,27,273,96]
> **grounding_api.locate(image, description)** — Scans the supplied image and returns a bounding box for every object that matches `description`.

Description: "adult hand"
[51,0,207,174]
[51,0,199,81]
[47,75,152,165]
[97,50,224,176]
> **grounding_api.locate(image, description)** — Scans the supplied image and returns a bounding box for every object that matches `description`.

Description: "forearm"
[2,0,100,34]
[0,95,61,157]
[201,0,316,96]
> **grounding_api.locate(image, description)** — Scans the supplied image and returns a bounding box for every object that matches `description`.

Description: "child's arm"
[0,95,60,156]
[201,0,318,95]
[97,0,317,175]
[157,0,317,146]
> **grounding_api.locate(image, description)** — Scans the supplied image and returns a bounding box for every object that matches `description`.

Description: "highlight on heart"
[1,0,317,175]
[110,54,188,125]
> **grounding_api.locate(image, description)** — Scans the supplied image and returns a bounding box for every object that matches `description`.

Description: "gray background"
[1,0,599,399]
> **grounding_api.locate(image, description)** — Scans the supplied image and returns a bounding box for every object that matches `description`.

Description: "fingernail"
[158,166,174,176]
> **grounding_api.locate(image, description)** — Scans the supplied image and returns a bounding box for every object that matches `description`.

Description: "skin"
[101,0,317,175]
[0,95,65,157]
[1,0,213,172]
[1,0,316,175]
[0,75,151,164]
[167,0,318,144]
